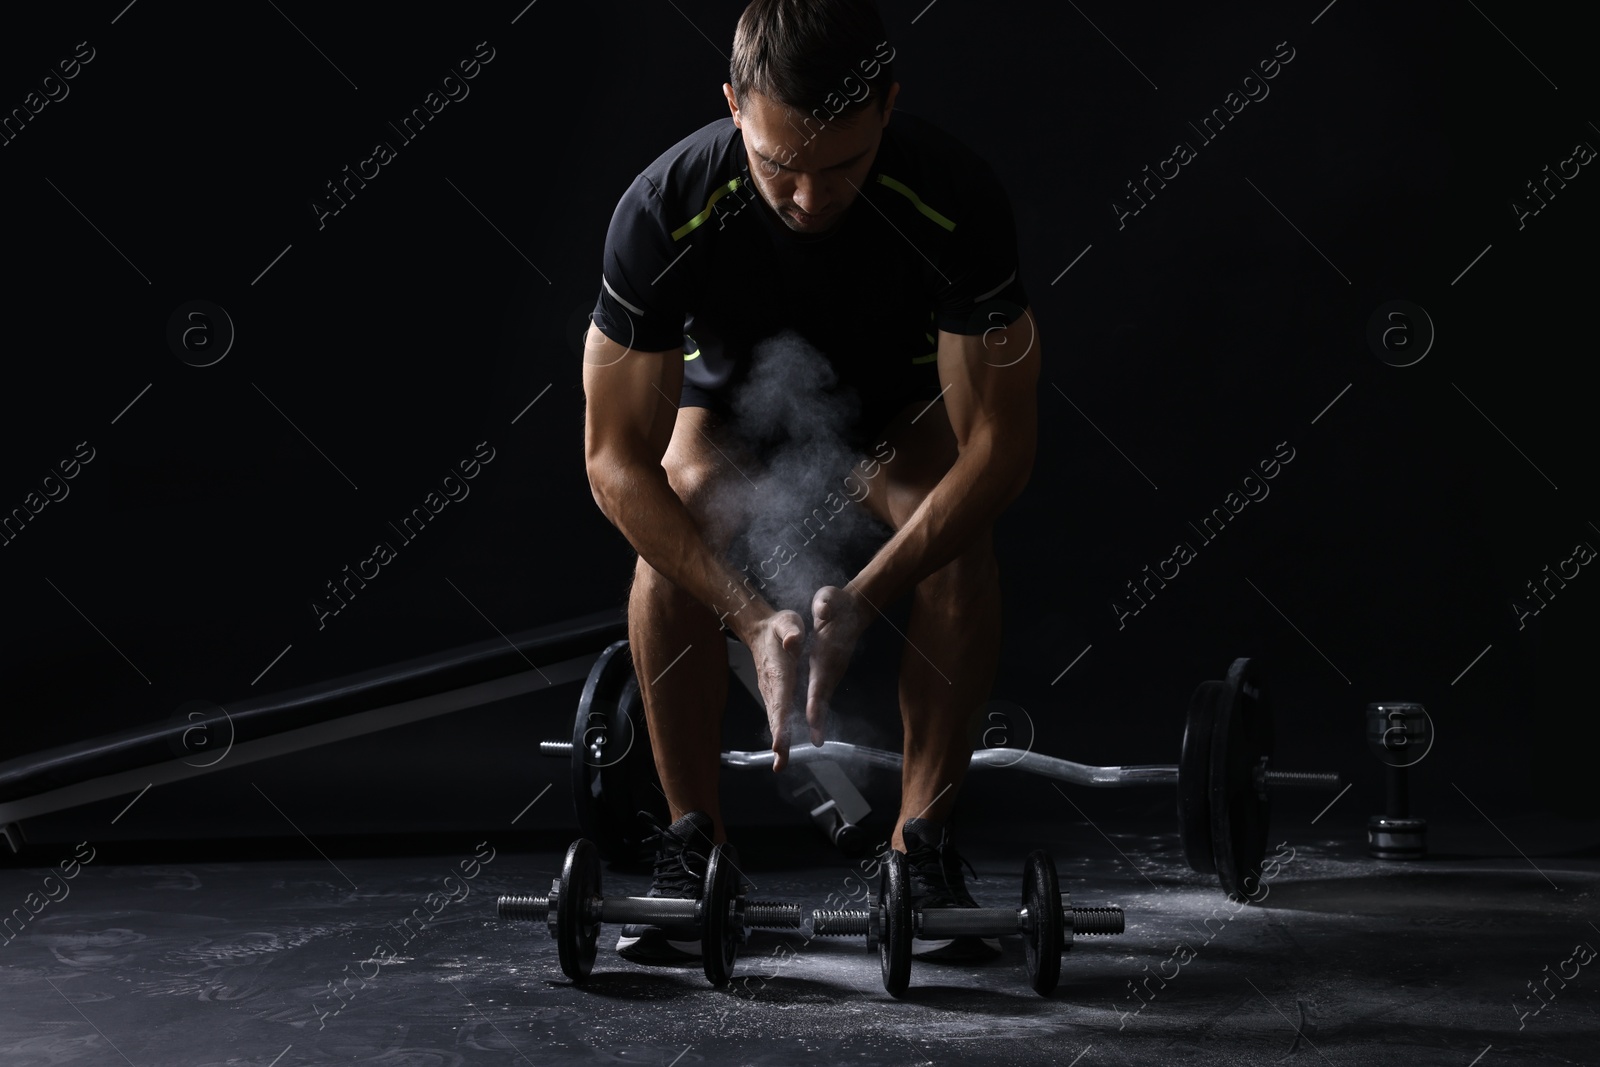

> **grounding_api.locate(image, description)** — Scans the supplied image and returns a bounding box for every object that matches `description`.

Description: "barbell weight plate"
[571,641,634,857]
[602,672,671,866]
[701,842,744,987]
[1233,655,1274,763]
[556,839,602,982]
[1178,680,1220,873]
[1231,656,1274,891]
[1023,849,1062,996]
[1209,657,1272,899]
[880,849,912,997]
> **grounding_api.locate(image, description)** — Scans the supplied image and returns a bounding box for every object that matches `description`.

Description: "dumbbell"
[809,849,1125,997]
[496,838,802,986]
[1366,702,1430,859]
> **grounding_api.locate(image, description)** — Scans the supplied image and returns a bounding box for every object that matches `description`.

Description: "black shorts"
[679,363,944,456]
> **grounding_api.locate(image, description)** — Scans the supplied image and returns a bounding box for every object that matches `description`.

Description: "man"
[582,0,1040,964]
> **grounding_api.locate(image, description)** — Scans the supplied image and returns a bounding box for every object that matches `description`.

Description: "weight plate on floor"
[606,671,670,865]
[702,842,743,987]
[571,641,632,852]
[1179,680,1221,873]
[1023,850,1062,996]
[880,849,912,997]
[556,839,601,982]
[1232,656,1274,765]
[1209,657,1272,899]
[570,641,665,865]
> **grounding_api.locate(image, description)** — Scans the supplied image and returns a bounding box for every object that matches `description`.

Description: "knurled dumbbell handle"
[496,893,695,925]
[497,893,802,929]
[922,904,1127,939]
[918,906,1024,939]
[812,903,1125,940]
[1386,764,1409,819]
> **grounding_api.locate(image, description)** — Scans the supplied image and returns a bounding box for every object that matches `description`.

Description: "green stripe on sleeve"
[875,174,957,232]
[672,178,744,241]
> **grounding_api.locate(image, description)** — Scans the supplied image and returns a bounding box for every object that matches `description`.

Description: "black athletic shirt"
[590,108,1030,413]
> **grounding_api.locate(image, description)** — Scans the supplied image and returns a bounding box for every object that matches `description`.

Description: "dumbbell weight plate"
[701,842,743,987]
[1209,657,1272,899]
[1178,680,1220,873]
[1022,850,1062,996]
[880,849,912,997]
[556,839,602,982]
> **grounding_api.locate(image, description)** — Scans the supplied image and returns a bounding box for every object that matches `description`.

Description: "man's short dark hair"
[730,0,895,119]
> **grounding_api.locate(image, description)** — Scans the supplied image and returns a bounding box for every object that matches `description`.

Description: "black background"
[1,0,1595,845]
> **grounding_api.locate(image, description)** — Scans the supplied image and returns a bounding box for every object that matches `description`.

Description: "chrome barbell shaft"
[539,738,1339,790]
[722,741,1180,788]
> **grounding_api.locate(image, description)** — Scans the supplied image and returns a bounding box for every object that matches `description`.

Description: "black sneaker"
[615,810,714,964]
[901,817,1002,961]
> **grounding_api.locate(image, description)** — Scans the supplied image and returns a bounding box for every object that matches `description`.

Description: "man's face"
[723,84,899,234]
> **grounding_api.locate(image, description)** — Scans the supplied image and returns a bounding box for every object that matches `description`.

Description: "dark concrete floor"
[1,815,1596,1066]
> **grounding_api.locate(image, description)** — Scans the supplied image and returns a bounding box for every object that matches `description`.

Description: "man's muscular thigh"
[853,396,960,532]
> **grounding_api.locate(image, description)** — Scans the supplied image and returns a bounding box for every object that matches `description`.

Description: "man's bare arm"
[581,324,772,637]
[581,323,808,767]
[849,306,1041,612]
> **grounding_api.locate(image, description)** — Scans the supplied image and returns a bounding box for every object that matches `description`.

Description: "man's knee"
[667,460,713,514]
[665,458,742,547]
